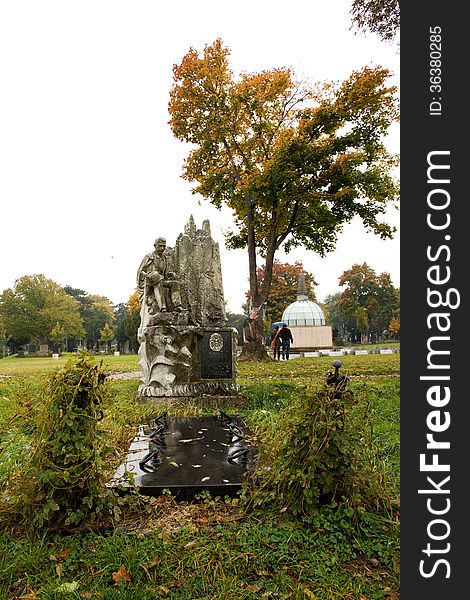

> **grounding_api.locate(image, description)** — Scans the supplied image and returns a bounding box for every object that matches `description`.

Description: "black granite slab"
[200,330,233,379]
[110,414,256,501]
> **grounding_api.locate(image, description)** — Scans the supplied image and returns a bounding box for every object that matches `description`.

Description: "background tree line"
[0,275,140,355]
[324,262,399,344]
[0,261,398,356]
[0,260,400,354]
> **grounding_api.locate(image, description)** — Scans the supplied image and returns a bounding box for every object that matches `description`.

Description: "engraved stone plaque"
[200,330,233,379]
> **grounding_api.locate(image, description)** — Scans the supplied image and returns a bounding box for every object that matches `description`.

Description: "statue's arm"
[137,254,153,287]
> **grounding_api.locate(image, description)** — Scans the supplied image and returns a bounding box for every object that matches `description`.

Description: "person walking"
[270,326,282,361]
[278,324,293,360]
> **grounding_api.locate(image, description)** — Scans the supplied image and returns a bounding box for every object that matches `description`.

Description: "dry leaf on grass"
[112,564,132,583]
[50,548,71,562]
[246,583,262,592]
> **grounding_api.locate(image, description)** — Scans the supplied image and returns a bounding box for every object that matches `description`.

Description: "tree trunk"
[245,193,259,303]
[238,194,271,361]
[238,313,271,362]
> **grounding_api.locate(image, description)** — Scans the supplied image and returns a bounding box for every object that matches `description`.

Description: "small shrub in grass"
[244,381,395,518]
[1,353,137,529]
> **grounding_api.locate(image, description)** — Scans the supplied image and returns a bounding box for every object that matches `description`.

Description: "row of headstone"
[17,344,51,358]
[300,347,399,358]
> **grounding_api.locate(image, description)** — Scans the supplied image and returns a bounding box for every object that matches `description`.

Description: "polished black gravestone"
[110,412,256,500]
[200,330,233,380]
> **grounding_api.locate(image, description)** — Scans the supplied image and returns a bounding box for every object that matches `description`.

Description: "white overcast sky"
[0,1,399,313]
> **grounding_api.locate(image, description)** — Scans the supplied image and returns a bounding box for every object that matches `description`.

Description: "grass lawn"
[0,353,141,377]
[0,354,400,600]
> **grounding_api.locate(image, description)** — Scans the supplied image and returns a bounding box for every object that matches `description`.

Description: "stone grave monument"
[110,219,251,500]
[136,216,239,404]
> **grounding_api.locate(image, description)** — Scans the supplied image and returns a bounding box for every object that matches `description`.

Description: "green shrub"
[1,353,134,529]
[245,380,393,518]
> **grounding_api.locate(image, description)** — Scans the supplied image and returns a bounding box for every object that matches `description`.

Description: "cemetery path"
[107,371,142,380]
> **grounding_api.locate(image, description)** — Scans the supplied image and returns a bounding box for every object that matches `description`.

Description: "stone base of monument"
[109,412,256,501]
[137,327,241,406]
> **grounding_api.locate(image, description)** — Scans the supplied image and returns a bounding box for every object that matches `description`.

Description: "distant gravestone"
[355,350,369,355]
[380,348,394,354]
[37,344,49,357]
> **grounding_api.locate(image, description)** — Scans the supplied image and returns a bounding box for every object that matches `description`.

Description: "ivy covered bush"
[245,379,391,518]
[2,353,129,529]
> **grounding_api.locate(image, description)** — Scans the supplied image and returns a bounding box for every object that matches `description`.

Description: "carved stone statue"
[173,216,226,328]
[136,217,239,401]
[137,237,183,316]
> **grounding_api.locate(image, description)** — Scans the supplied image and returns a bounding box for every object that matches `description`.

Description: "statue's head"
[154,237,166,254]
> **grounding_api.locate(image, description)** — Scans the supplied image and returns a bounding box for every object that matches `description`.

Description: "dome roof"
[281,272,326,327]
[282,299,326,327]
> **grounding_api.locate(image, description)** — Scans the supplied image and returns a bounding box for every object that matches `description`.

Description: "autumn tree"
[114,303,129,352]
[350,0,400,42]
[247,261,318,323]
[63,286,93,350]
[99,322,114,354]
[336,263,399,341]
[355,307,369,343]
[84,295,115,351]
[323,292,356,344]
[123,290,141,353]
[0,317,8,357]
[0,275,84,345]
[64,287,115,351]
[50,322,66,353]
[388,316,400,339]
[168,39,399,358]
